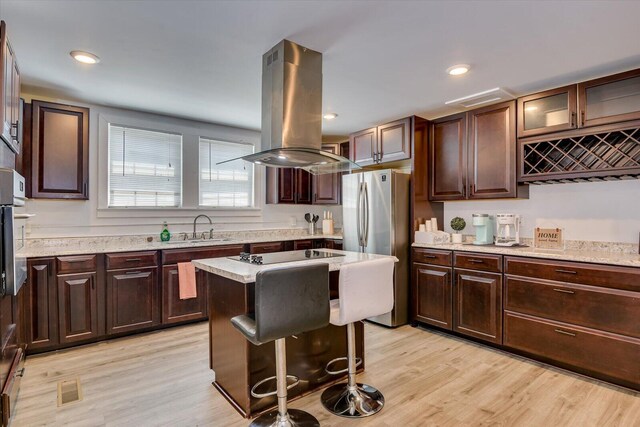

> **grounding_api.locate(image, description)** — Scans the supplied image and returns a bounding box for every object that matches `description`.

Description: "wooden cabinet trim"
[349,127,377,166]
[413,263,453,329]
[378,117,411,163]
[454,252,503,273]
[57,271,99,344]
[106,266,159,334]
[57,255,97,274]
[106,251,158,270]
[429,113,467,200]
[412,248,452,267]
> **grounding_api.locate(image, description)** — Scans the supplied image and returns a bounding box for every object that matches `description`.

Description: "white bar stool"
[320,257,395,418]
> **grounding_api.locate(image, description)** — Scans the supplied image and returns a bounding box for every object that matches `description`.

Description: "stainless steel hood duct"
[218,40,360,175]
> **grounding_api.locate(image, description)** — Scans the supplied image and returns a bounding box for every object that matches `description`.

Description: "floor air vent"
[57,378,83,406]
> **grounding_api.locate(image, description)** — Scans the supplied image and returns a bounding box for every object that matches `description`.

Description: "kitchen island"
[192,249,398,418]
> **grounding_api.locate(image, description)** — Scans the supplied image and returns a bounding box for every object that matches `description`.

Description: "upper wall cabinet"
[578,68,640,128]
[429,101,526,201]
[349,117,411,166]
[31,100,90,199]
[265,144,340,205]
[517,85,577,138]
[0,21,21,154]
[517,68,640,138]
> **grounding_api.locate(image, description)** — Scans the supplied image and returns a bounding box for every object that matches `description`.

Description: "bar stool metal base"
[320,382,384,418]
[249,409,320,427]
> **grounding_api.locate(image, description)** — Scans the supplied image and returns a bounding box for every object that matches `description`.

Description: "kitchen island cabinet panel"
[57,272,99,344]
[106,267,159,334]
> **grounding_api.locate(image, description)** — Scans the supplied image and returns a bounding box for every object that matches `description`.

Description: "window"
[199,138,254,207]
[108,125,182,207]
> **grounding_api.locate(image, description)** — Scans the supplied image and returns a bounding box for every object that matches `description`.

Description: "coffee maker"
[472,214,494,245]
[495,214,521,247]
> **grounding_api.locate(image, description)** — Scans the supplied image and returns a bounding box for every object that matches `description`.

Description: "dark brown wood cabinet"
[31,100,89,199]
[468,101,518,199]
[453,268,503,344]
[429,113,467,200]
[578,68,640,128]
[312,144,341,204]
[162,265,208,325]
[349,127,377,166]
[349,118,412,166]
[293,239,313,250]
[0,21,21,154]
[266,145,340,205]
[57,272,99,344]
[24,258,58,351]
[517,85,578,138]
[413,263,452,330]
[106,267,159,335]
[161,245,243,325]
[429,101,524,201]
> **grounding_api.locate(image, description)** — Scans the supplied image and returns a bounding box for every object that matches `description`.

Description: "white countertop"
[19,231,343,258]
[412,242,640,268]
[192,249,398,283]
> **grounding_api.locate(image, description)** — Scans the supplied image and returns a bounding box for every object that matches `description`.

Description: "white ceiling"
[2,0,640,135]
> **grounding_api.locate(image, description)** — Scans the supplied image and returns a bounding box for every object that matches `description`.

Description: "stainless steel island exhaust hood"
[219,39,360,175]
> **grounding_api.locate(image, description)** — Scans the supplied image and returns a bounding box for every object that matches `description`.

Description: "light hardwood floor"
[13,322,640,427]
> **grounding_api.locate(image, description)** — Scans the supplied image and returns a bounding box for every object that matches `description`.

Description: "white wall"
[443,180,640,243]
[22,94,342,238]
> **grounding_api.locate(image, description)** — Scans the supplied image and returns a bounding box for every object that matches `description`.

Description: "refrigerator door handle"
[363,181,370,247]
[356,181,362,247]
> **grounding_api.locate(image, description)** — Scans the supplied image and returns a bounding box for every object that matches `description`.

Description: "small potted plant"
[450,217,466,243]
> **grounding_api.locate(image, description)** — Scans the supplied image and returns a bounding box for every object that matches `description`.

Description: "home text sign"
[534,228,564,250]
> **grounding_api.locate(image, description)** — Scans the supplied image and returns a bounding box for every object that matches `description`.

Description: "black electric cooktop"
[228,249,345,265]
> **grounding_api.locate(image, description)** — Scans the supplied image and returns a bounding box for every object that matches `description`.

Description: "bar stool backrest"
[336,258,395,326]
[254,263,330,344]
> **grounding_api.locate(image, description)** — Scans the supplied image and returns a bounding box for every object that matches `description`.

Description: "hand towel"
[178,262,197,300]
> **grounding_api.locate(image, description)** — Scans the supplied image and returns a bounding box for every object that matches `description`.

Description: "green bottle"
[160,222,171,242]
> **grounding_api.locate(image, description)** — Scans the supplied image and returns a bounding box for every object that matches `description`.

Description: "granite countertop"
[412,242,640,268]
[19,230,343,258]
[192,249,398,283]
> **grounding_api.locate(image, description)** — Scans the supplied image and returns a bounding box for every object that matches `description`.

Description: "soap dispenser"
[160,222,171,242]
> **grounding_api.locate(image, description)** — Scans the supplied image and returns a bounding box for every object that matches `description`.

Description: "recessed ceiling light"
[70,50,100,64]
[323,113,338,120]
[447,64,470,76]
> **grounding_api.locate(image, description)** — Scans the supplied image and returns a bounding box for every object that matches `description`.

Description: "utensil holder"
[308,223,316,235]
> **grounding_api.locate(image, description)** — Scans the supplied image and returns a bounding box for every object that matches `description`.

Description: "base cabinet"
[106,267,159,334]
[412,263,452,330]
[57,272,99,344]
[453,268,503,344]
[162,266,208,325]
[25,258,58,350]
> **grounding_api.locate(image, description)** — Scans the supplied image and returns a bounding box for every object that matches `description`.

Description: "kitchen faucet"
[193,214,213,239]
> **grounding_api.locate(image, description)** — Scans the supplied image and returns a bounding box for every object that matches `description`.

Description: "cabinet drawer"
[293,239,313,250]
[1,347,24,427]
[505,276,640,338]
[504,257,640,292]
[504,311,640,389]
[249,241,285,254]
[106,251,158,270]
[412,248,452,267]
[162,244,244,265]
[454,252,502,273]
[57,255,97,274]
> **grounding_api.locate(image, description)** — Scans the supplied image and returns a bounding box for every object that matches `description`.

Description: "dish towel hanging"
[178,262,197,300]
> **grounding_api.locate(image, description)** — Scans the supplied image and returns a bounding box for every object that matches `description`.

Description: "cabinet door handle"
[555,269,577,275]
[65,259,89,263]
[10,121,18,138]
[423,255,436,259]
[570,112,576,128]
[125,271,143,275]
[379,150,383,162]
[468,259,484,263]
[554,329,576,337]
[553,288,575,294]
[91,279,95,290]
[126,258,142,262]
[580,111,585,127]
[83,182,88,196]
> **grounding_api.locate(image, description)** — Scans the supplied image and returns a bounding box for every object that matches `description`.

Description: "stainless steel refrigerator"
[342,169,409,327]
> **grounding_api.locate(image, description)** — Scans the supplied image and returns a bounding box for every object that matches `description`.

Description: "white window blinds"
[108,125,182,207]
[199,138,254,207]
